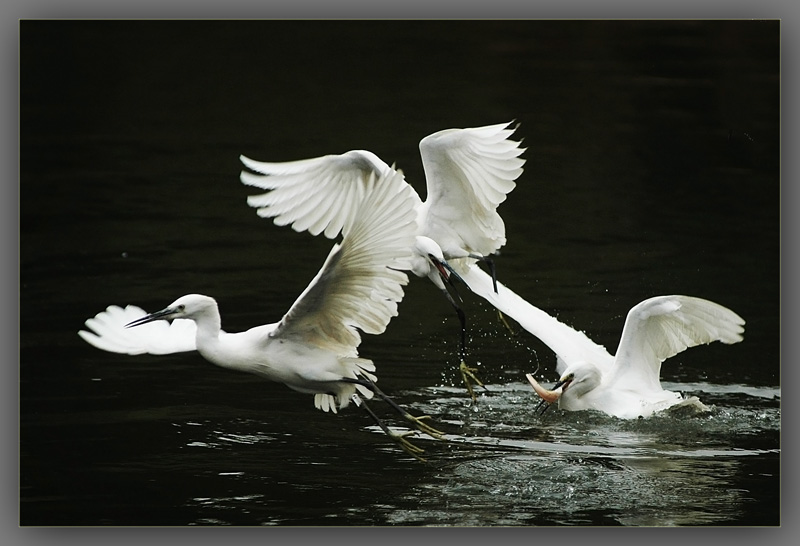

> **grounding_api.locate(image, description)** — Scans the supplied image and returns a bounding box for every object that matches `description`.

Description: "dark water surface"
[20,21,779,526]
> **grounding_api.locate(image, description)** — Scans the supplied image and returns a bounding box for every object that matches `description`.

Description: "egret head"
[526,361,602,413]
[560,362,603,399]
[412,236,469,292]
[125,294,217,328]
[414,235,443,261]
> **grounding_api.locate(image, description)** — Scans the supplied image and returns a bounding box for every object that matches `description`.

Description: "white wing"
[460,266,614,372]
[78,304,197,355]
[418,121,525,257]
[240,149,421,239]
[272,168,418,354]
[611,296,745,392]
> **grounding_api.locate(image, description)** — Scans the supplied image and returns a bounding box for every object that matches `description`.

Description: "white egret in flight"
[239,121,526,398]
[457,269,745,418]
[79,169,443,460]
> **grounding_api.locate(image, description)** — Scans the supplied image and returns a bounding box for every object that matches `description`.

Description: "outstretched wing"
[241,149,422,239]
[272,168,418,354]
[78,304,197,355]
[418,121,526,257]
[460,266,614,373]
[611,295,745,392]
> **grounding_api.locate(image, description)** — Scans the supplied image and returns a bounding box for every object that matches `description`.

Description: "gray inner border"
[7,0,794,543]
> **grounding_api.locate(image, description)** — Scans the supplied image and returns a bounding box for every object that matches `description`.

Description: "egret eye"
[176,304,185,312]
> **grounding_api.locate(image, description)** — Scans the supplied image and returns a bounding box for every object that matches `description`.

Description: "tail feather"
[312,357,377,413]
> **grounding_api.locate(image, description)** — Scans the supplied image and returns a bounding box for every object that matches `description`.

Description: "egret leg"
[496,310,517,336]
[440,288,468,358]
[439,288,486,401]
[456,253,512,334]
[433,260,487,400]
[343,377,445,440]
[459,361,485,402]
[351,394,427,462]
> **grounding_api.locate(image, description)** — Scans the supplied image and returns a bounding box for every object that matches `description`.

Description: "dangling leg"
[440,288,467,358]
[429,253,486,400]
[350,393,427,462]
[496,309,517,337]
[439,288,485,401]
[343,376,445,440]
[459,362,485,403]
[360,375,444,440]
[429,254,470,354]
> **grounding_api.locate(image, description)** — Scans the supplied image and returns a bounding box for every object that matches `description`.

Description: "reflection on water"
[404,452,747,526]
[163,381,779,527]
[379,383,777,526]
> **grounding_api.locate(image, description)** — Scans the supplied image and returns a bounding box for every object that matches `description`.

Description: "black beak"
[429,254,470,288]
[534,376,572,416]
[550,376,571,391]
[125,307,175,328]
[535,398,551,415]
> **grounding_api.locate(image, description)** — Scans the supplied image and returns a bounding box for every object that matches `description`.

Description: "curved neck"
[192,305,223,351]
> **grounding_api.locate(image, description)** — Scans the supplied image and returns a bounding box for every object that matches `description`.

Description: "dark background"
[20,20,779,526]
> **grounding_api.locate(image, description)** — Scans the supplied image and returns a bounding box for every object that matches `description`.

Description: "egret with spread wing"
[457,268,745,418]
[239,122,526,398]
[79,169,443,460]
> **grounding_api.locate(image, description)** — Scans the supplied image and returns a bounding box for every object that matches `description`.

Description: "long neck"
[193,306,223,356]
[459,265,614,368]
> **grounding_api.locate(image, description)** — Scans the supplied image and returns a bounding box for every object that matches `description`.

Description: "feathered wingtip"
[508,119,526,148]
[240,149,396,241]
[78,304,197,355]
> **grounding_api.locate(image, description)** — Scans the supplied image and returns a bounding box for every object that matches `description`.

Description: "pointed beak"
[125,307,176,328]
[428,254,470,290]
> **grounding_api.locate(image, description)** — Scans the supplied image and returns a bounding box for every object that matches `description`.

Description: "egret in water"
[458,268,744,419]
[239,121,526,398]
[79,168,444,460]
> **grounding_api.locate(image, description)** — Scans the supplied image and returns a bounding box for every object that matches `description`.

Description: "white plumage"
[456,267,746,418]
[239,122,526,395]
[80,168,442,458]
[240,122,525,265]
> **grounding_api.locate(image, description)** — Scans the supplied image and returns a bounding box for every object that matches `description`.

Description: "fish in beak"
[526,373,573,414]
